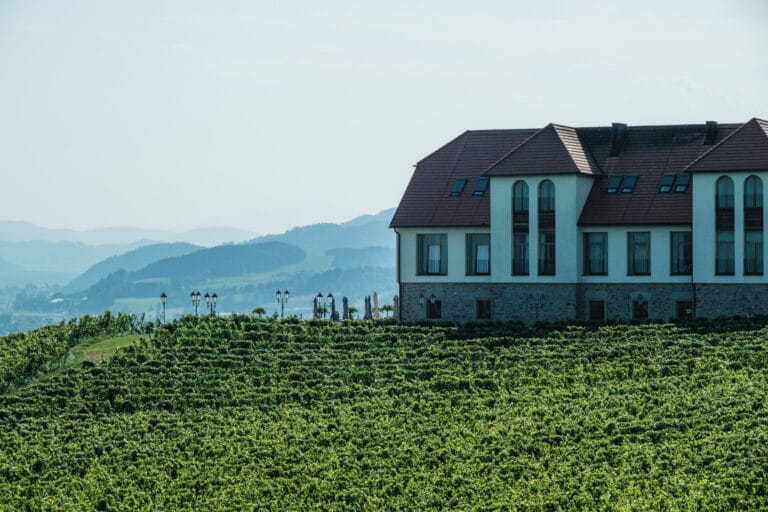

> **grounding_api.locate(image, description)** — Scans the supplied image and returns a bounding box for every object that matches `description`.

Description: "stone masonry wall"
[400,282,768,323]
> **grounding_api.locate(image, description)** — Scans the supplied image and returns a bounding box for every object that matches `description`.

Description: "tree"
[380,304,394,318]
[347,306,358,320]
[252,307,266,318]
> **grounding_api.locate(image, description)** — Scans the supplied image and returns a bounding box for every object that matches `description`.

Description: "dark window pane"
[472,177,489,196]
[621,175,638,193]
[476,300,492,320]
[426,299,441,319]
[449,178,467,197]
[659,174,675,193]
[674,174,690,193]
[607,176,622,193]
[628,232,650,275]
[670,231,692,275]
[589,300,605,322]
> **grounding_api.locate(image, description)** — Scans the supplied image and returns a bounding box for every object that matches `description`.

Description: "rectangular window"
[466,234,490,275]
[674,174,690,193]
[426,299,442,319]
[417,234,447,275]
[583,232,608,275]
[589,300,605,322]
[449,178,467,197]
[716,231,735,275]
[659,174,675,193]
[628,232,651,275]
[670,231,692,275]
[676,300,693,321]
[538,232,555,275]
[632,296,649,321]
[621,176,638,193]
[745,231,764,275]
[512,233,529,275]
[607,176,622,194]
[472,177,489,196]
[476,300,491,320]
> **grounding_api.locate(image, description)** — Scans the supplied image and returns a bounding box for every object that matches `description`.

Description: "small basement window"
[607,176,622,194]
[449,178,467,197]
[621,176,638,193]
[659,174,675,193]
[472,177,489,196]
[674,174,690,193]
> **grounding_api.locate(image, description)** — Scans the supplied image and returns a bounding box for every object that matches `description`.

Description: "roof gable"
[685,118,768,173]
[483,124,599,177]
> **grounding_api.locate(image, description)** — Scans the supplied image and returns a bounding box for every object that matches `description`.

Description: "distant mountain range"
[1,208,397,332]
[0,220,257,247]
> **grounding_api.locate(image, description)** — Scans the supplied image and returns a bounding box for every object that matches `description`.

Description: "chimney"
[704,121,718,145]
[610,123,628,157]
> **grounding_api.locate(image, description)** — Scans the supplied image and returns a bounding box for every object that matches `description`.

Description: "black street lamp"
[190,290,202,316]
[276,289,289,318]
[160,292,167,323]
[327,293,335,320]
[211,293,218,316]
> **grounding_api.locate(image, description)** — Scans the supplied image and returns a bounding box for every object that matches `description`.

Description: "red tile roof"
[484,123,599,177]
[391,121,752,228]
[684,118,768,173]
[389,129,537,228]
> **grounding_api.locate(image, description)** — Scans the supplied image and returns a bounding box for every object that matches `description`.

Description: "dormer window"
[606,176,622,194]
[472,177,489,196]
[621,176,638,193]
[674,174,690,193]
[659,174,675,193]
[449,178,467,197]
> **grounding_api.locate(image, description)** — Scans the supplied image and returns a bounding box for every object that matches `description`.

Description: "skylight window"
[621,176,638,193]
[607,176,622,194]
[674,174,690,193]
[449,178,467,197]
[472,177,489,196]
[659,174,675,193]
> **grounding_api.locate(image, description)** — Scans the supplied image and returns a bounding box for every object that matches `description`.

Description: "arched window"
[512,181,529,212]
[716,176,734,209]
[539,180,555,212]
[745,175,763,209]
[744,175,764,275]
[715,176,735,275]
[538,180,555,275]
[512,181,529,275]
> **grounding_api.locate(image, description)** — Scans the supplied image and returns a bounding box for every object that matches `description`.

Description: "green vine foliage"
[1,317,767,510]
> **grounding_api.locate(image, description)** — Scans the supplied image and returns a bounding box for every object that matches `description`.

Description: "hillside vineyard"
[1,316,767,509]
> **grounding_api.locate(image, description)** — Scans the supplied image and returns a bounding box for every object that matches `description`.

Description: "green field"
[1,317,767,510]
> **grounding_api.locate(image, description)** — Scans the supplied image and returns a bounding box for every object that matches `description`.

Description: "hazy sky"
[1,1,766,234]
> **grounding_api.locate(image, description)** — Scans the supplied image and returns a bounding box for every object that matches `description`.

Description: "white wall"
[579,226,692,284]
[397,227,491,283]
[692,171,768,283]
[489,174,595,283]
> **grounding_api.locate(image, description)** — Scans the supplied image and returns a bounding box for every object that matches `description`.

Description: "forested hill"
[65,242,202,293]
[1,317,767,509]
[251,208,394,255]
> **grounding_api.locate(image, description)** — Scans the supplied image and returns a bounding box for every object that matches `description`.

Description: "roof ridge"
[683,118,760,172]
[480,126,545,174]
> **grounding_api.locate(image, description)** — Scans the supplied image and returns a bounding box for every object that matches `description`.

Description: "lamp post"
[204,293,218,316]
[315,292,324,318]
[160,292,167,323]
[276,289,289,318]
[190,290,201,316]
[327,293,335,320]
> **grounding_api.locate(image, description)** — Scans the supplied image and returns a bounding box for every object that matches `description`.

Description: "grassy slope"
[0,319,767,510]
[63,334,141,367]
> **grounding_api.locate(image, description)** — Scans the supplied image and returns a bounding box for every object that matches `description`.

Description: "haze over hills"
[2,208,397,332]
[0,220,257,247]
[64,242,203,293]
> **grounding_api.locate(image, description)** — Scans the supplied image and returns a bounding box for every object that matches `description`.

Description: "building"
[390,119,768,323]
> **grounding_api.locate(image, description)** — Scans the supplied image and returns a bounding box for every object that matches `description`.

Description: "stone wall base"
[399,282,768,323]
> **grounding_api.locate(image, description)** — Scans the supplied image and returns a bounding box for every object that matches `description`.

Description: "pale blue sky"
[1,0,766,234]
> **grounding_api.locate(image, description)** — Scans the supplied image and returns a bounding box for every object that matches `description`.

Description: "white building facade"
[391,119,768,323]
